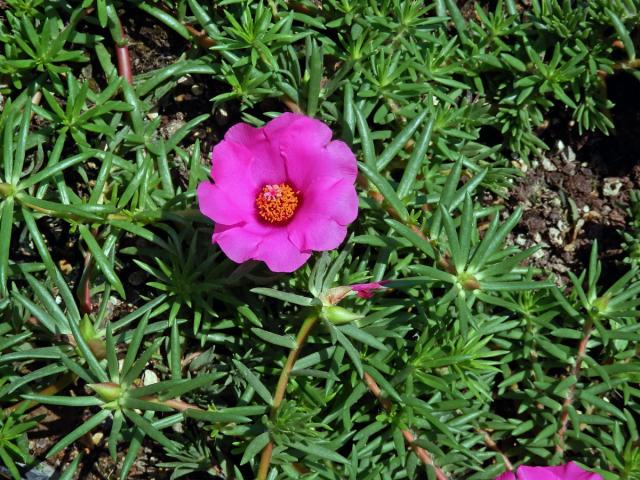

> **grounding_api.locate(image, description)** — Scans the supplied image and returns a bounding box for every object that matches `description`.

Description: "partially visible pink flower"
[351,281,390,299]
[496,462,603,480]
[197,113,358,273]
[323,280,390,305]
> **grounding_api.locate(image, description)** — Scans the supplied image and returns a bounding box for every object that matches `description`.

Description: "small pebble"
[541,156,557,171]
[603,178,623,197]
[515,234,528,246]
[533,243,549,260]
[215,107,230,126]
[92,432,104,445]
[548,227,563,246]
[142,369,159,386]
[172,422,184,434]
[177,75,194,86]
[58,259,73,274]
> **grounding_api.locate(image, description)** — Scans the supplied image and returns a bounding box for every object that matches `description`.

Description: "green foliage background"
[0,0,639,479]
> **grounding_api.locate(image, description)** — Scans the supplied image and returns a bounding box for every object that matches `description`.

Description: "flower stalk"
[257,313,319,480]
[363,372,449,480]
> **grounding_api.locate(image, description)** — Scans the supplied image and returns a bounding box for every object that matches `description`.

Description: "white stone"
[142,369,159,386]
[603,178,623,197]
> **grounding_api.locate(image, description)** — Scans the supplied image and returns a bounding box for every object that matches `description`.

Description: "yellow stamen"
[256,183,299,224]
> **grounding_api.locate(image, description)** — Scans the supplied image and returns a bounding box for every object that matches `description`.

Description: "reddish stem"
[79,254,93,315]
[480,429,513,471]
[4,373,76,414]
[363,372,448,480]
[115,23,133,84]
[184,24,215,48]
[556,318,593,454]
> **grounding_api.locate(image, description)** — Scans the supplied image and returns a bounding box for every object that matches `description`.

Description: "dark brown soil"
[507,72,640,284]
[26,403,172,480]
[509,143,632,280]
[123,9,183,75]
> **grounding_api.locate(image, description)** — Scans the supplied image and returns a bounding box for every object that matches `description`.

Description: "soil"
[123,10,183,75]
[26,405,170,480]
[506,72,640,285]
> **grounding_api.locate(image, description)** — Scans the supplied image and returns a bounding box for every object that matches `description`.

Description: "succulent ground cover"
[1,1,640,479]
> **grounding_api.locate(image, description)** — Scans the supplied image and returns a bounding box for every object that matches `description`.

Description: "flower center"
[256,183,299,224]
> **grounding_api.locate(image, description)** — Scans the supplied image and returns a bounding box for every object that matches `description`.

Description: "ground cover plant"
[1,0,640,478]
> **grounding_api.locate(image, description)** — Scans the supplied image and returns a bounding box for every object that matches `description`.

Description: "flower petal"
[200,139,258,224]
[495,473,516,480]
[288,214,348,252]
[351,281,389,299]
[256,229,311,272]
[197,182,254,226]
[212,223,262,264]
[555,463,603,480]
[214,222,310,272]
[263,112,313,140]
[276,118,341,187]
[324,139,359,183]
[210,139,257,190]
[501,463,603,480]
[282,138,357,189]
[301,177,359,226]
[286,176,357,251]
[224,121,288,185]
[290,177,358,234]
[517,466,562,480]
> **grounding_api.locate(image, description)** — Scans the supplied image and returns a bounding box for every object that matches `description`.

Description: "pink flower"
[496,462,603,480]
[197,113,358,273]
[351,281,390,299]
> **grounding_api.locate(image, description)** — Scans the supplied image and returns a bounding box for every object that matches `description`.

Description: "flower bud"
[322,286,352,305]
[80,315,107,360]
[320,305,362,324]
[88,382,122,402]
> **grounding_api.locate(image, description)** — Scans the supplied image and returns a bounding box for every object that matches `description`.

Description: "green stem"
[14,192,201,225]
[257,314,319,480]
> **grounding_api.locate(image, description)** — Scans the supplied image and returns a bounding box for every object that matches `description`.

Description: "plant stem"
[257,314,319,480]
[479,428,513,471]
[4,373,76,414]
[556,317,594,454]
[356,174,451,271]
[115,22,133,84]
[363,372,449,480]
[613,58,640,71]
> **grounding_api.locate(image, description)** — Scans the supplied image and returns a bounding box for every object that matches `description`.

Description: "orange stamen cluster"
[256,183,299,224]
